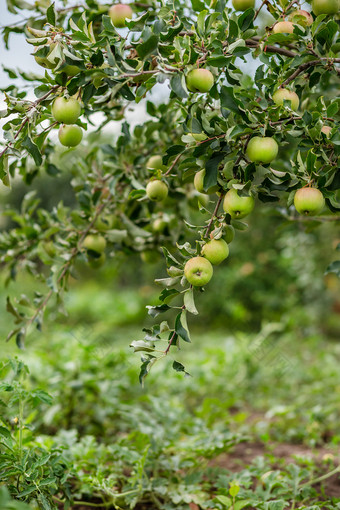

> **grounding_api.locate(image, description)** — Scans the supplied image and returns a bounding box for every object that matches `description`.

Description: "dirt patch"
[211,441,337,472]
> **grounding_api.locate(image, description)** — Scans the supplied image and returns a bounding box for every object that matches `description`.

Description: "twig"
[0,84,60,159]
[25,200,108,329]
[165,330,177,354]
[245,39,296,58]
[164,152,183,176]
[254,0,267,20]
[204,194,224,238]
[282,58,340,86]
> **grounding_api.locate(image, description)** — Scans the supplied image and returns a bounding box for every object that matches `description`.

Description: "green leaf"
[184,288,198,315]
[205,152,225,190]
[170,73,188,99]
[175,310,191,343]
[172,360,191,376]
[22,135,42,166]
[215,495,232,507]
[325,260,340,278]
[46,2,56,25]
[136,35,159,59]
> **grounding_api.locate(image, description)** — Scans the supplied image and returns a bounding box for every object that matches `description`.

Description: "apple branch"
[164,152,183,177]
[282,58,340,86]
[254,0,268,21]
[0,85,60,159]
[204,194,224,239]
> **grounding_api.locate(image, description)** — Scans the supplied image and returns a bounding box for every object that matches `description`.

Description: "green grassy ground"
[1,268,340,510]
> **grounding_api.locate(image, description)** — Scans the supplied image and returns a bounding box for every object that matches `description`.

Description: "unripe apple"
[194,169,206,194]
[202,239,229,265]
[246,136,278,164]
[223,189,255,219]
[224,224,235,244]
[152,218,167,233]
[312,0,339,15]
[58,125,83,147]
[288,10,313,26]
[232,0,255,10]
[146,155,163,170]
[52,97,81,124]
[294,187,325,216]
[83,234,107,254]
[186,69,214,93]
[273,21,294,34]
[109,4,133,27]
[184,256,213,286]
[146,180,168,201]
[33,43,57,69]
[321,125,332,137]
[88,252,106,268]
[272,89,299,111]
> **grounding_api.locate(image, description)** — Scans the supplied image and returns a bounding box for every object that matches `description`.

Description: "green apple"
[246,136,278,164]
[109,4,133,27]
[273,21,294,34]
[83,234,107,254]
[224,224,235,244]
[52,97,81,124]
[321,125,332,136]
[223,189,255,219]
[288,10,313,26]
[312,0,339,15]
[194,169,206,194]
[186,69,214,93]
[58,125,83,147]
[272,89,299,111]
[294,187,325,215]
[184,256,213,286]
[140,250,159,264]
[43,240,56,257]
[202,239,229,265]
[88,252,106,268]
[152,218,167,233]
[33,43,57,69]
[146,155,163,170]
[146,180,168,201]
[232,0,255,10]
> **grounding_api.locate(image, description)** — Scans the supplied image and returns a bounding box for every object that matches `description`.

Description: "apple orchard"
[0,0,339,382]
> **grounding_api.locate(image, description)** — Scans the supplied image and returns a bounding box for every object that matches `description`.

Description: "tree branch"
[282,58,340,86]
[204,194,224,239]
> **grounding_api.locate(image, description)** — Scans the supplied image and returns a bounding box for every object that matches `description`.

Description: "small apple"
[194,169,206,194]
[83,234,107,253]
[288,10,313,26]
[273,21,294,34]
[152,218,167,233]
[321,125,332,137]
[52,97,81,124]
[186,69,214,93]
[224,224,235,244]
[146,180,168,201]
[312,0,339,15]
[272,89,299,111]
[246,136,278,164]
[140,250,160,264]
[202,239,229,265]
[43,240,56,257]
[232,0,255,9]
[294,187,325,216]
[94,215,114,231]
[184,256,213,286]
[146,155,163,170]
[88,252,106,268]
[33,43,57,69]
[223,189,255,219]
[58,125,83,147]
[109,4,133,27]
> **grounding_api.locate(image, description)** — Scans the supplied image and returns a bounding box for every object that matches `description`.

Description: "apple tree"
[0,0,339,383]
